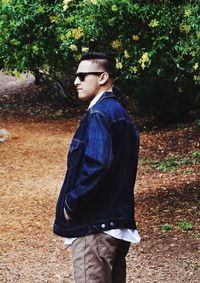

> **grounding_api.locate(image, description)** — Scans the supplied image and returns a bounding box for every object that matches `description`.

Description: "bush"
[0,0,200,122]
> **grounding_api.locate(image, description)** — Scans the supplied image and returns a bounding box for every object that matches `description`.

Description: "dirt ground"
[0,72,200,282]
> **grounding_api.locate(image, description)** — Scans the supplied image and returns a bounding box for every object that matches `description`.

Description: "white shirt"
[64,90,141,246]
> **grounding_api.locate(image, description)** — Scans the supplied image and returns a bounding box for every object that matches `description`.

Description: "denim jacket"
[53,91,139,238]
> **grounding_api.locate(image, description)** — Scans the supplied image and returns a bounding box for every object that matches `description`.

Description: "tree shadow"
[136,180,199,236]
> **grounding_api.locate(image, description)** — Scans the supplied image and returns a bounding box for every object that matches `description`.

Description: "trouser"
[71,233,130,283]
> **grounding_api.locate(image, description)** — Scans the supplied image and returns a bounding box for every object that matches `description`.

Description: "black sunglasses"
[75,72,105,81]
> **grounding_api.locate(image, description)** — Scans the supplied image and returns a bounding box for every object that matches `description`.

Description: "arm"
[64,111,112,218]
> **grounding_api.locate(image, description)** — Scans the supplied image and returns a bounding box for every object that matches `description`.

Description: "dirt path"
[0,116,199,283]
[0,73,199,282]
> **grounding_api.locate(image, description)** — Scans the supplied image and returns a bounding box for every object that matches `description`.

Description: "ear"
[99,72,109,85]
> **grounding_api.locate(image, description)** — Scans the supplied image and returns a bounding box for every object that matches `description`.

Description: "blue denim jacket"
[53,91,139,238]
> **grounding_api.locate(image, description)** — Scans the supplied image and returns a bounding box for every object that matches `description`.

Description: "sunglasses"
[75,72,105,81]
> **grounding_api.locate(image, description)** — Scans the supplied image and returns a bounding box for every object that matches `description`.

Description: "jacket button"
[110,222,115,227]
[101,224,106,228]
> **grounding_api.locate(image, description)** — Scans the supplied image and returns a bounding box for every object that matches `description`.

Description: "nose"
[74,76,80,86]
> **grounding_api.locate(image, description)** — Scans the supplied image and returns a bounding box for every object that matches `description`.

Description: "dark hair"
[81,51,116,78]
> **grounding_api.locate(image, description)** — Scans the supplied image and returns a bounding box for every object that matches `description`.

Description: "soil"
[0,72,199,282]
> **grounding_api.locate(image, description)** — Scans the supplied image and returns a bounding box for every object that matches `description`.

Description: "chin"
[78,93,86,100]
[78,94,92,102]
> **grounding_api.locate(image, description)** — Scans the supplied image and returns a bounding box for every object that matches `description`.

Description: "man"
[53,52,140,283]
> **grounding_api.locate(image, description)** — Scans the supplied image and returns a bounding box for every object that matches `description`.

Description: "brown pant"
[71,233,130,283]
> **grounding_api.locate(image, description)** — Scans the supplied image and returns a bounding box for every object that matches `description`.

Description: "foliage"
[162,223,173,231]
[162,221,197,235]
[178,220,193,231]
[192,233,200,239]
[191,150,200,159]
[0,0,200,121]
[140,150,200,172]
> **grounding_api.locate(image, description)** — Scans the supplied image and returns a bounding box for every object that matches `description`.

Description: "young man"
[53,52,140,283]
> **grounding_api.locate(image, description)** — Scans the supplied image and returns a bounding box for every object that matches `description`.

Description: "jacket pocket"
[67,138,84,169]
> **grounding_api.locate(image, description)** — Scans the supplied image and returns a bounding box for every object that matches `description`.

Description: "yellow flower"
[193,63,199,70]
[116,59,123,69]
[90,0,98,4]
[124,50,130,59]
[65,30,72,40]
[13,70,22,79]
[83,0,98,4]
[111,5,118,11]
[196,32,200,38]
[142,53,149,61]
[184,9,192,17]
[72,27,84,40]
[132,34,139,41]
[139,52,149,69]
[49,15,58,23]
[32,45,39,53]
[129,66,138,74]
[37,5,44,14]
[69,44,78,51]
[59,31,71,41]
[59,34,66,41]
[149,19,159,28]
[179,23,191,33]
[194,75,200,81]
[2,0,10,5]
[63,0,72,11]
[112,40,122,50]
[81,47,89,52]
[43,65,50,73]
[74,54,82,62]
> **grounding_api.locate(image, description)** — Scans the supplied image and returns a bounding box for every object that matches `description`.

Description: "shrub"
[0,0,200,121]
[162,223,173,231]
[178,220,193,231]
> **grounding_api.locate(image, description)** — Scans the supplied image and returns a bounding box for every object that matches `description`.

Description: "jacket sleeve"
[64,111,113,218]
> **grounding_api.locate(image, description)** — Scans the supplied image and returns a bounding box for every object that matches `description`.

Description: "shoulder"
[93,95,125,113]
[90,100,130,128]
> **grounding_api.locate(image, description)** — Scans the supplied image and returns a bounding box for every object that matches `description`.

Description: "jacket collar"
[95,91,116,105]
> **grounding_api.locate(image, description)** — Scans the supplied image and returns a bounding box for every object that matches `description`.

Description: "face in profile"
[74,60,108,101]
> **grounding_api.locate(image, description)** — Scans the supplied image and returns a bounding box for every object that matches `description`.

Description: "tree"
[0,0,200,122]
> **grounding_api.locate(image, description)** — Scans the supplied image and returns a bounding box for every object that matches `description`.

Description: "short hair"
[81,51,116,78]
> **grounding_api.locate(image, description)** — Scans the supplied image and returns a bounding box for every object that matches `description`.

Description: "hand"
[64,207,72,221]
